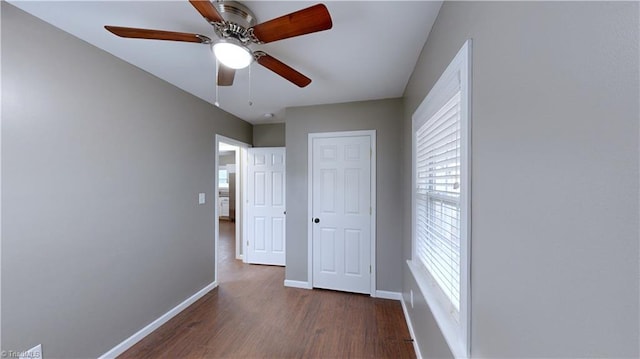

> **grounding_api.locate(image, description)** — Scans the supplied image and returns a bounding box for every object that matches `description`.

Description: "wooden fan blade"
[251,4,332,44]
[105,26,210,43]
[255,52,312,88]
[189,0,224,24]
[217,63,236,86]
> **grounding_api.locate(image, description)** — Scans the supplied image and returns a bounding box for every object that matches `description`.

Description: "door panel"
[247,147,286,265]
[344,229,362,275]
[312,135,371,294]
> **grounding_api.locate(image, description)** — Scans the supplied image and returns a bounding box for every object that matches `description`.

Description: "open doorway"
[215,135,249,283]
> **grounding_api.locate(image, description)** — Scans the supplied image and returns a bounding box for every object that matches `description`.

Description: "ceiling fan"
[105,0,332,88]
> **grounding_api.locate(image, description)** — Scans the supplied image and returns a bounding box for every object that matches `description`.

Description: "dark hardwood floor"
[119,221,416,358]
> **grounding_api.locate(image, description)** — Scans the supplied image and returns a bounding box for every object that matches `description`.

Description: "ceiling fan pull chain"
[214,60,220,107]
[248,63,253,106]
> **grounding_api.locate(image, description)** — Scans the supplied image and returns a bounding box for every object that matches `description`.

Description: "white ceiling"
[8,0,442,124]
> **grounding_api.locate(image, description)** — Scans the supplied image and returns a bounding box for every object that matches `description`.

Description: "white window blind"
[416,90,462,315]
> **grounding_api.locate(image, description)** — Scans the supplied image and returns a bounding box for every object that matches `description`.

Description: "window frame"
[409,39,471,358]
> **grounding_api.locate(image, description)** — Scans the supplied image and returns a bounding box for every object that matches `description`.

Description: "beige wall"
[1,4,251,357]
[253,123,285,147]
[284,98,404,291]
[219,153,236,166]
[402,1,639,357]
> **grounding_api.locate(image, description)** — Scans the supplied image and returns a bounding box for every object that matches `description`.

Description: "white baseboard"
[400,295,422,359]
[374,290,402,300]
[98,281,218,359]
[283,280,311,289]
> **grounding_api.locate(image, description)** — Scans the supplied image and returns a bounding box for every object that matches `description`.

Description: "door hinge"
[370,207,372,215]
[247,241,249,246]
[370,148,372,157]
[369,265,372,273]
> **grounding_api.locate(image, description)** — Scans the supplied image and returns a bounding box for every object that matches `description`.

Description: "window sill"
[407,260,468,358]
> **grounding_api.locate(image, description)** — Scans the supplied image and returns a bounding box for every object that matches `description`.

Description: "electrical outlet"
[410,290,414,308]
[198,193,206,204]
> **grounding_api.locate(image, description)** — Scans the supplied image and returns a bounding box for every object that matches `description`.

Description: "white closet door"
[311,135,371,294]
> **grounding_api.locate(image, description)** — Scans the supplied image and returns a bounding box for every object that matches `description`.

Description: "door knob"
[314,218,320,223]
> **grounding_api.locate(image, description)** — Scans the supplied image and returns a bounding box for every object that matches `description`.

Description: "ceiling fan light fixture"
[213,39,252,69]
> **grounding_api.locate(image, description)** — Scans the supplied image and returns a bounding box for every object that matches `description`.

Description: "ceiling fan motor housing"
[212,1,260,45]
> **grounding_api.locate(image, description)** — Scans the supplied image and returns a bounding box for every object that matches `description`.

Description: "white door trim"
[307,130,377,296]
[215,134,250,284]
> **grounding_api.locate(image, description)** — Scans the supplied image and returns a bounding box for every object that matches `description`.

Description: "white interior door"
[311,134,372,294]
[247,147,286,266]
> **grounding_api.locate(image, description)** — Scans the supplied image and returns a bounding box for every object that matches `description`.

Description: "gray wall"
[285,99,403,291]
[219,153,236,166]
[253,123,285,147]
[402,1,639,357]
[1,4,251,358]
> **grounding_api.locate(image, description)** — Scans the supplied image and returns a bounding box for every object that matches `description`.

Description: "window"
[410,40,471,358]
[416,91,462,313]
[218,168,229,189]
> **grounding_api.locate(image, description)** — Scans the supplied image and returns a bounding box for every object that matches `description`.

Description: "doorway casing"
[214,134,250,284]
